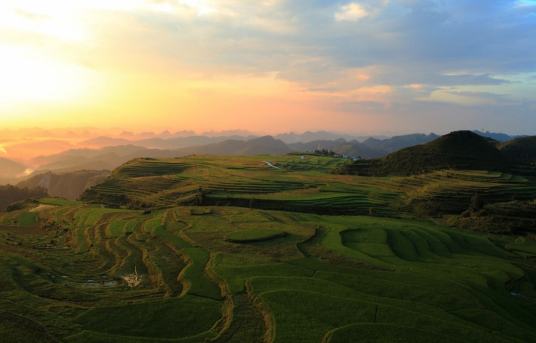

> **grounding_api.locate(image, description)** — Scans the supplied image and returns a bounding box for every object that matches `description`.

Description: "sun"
[0,45,93,108]
[0,1,96,109]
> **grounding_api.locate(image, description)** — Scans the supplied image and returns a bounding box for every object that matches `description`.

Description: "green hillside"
[1,202,535,342]
[81,155,536,233]
[1,155,536,342]
[500,136,536,161]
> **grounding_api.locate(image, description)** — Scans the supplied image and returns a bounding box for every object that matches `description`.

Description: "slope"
[341,131,509,176]
[18,170,111,200]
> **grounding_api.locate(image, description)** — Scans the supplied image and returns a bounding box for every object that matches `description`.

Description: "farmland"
[1,155,536,342]
[83,156,536,229]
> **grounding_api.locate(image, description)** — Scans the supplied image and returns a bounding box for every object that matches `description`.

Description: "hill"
[2,179,536,341]
[275,130,364,143]
[174,136,291,155]
[79,155,536,232]
[136,135,255,150]
[0,157,27,184]
[31,145,176,172]
[81,155,396,213]
[288,134,443,159]
[80,136,132,148]
[474,130,515,142]
[289,139,385,158]
[17,170,110,200]
[500,136,536,162]
[31,137,291,174]
[362,133,439,154]
[340,131,511,176]
[0,185,47,210]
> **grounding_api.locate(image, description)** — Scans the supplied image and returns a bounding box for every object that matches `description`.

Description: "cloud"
[2,0,535,133]
[335,3,369,22]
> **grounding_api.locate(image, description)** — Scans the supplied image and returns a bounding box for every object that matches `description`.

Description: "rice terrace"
[1,147,536,342]
[1,1,536,342]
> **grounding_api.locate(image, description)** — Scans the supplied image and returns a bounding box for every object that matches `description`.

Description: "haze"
[1,0,535,134]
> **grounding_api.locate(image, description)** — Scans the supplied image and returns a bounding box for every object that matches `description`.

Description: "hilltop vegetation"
[339,131,536,176]
[500,136,536,163]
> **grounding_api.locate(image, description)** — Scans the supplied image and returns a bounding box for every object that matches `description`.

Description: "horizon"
[2,2,536,341]
[1,1,535,134]
[0,125,530,137]
[0,126,523,165]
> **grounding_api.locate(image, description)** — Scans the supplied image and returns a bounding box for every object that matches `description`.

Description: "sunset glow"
[0,1,535,133]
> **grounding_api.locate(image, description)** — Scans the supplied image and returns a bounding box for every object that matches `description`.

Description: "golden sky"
[0,0,535,134]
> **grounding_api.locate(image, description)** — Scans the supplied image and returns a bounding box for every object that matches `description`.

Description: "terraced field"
[1,201,535,342]
[83,156,536,222]
[1,156,536,342]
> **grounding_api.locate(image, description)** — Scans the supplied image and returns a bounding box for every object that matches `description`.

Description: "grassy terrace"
[1,156,536,342]
[1,201,535,342]
[83,156,536,219]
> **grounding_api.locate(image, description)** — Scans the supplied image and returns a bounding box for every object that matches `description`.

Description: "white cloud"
[335,2,368,22]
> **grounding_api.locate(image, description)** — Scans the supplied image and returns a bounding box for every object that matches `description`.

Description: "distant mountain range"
[1,130,529,200]
[473,130,517,142]
[29,133,443,174]
[81,135,258,150]
[30,136,292,173]
[78,131,367,149]
[275,131,368,144]
[174,136,291,156]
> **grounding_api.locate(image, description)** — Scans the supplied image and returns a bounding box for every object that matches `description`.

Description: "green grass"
[1,156,536,342]
[226,228,287,243]
[80,156,536,234]
[1,206,535,342]
[73,296,221,339]
[17,212,38,226]
[39,197,81,206]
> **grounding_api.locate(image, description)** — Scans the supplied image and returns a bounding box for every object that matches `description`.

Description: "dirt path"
[263,161,281,170]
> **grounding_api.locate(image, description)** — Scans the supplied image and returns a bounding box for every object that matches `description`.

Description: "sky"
[0,0,535,134]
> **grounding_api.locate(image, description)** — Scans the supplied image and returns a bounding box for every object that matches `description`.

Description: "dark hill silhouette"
[362,133,438,154]
[340,131,509,176]
[473,130,515,142]
[500,136,536,162]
